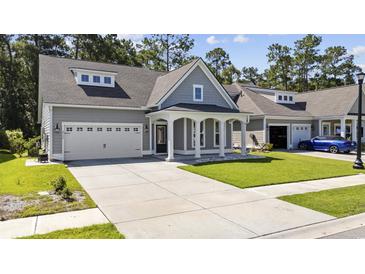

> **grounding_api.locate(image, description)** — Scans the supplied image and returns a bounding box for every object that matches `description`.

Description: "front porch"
[146,105,250,161]
[318,116,365,142]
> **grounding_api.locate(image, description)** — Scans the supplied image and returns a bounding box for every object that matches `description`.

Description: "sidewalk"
[258,212,365,239]
[0,208,108,239]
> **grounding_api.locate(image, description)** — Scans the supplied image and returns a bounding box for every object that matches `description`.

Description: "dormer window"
[276,92,295,104]
[70,68,117,88]
[193,84,203,102]
[104,76,111,84]
[81,74,89,82]
[93,75,100,83]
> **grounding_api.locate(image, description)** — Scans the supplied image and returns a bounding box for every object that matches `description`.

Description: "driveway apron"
[68,157,334,239]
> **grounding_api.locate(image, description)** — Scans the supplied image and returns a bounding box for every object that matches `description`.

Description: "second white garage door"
[292,124,311,149]
[63,123,142,161]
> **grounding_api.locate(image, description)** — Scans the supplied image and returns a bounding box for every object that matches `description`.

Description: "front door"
[269,126,288,149]
[156,125,167,153]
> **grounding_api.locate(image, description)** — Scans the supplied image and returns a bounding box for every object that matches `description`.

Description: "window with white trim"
[107,127,112,132]
[116,127,121,132]
[104,76,112,84]
[192,120,205,148]
[93,75,100,83]
[97,127,102,132]
[214,120,220,147]
[193,84,203,102]
[81,74,89,82]
[76,127,83,132]
[124,128,130,132]
[87,127,93,132]
[133,127,139,132]
[66,127,73,132]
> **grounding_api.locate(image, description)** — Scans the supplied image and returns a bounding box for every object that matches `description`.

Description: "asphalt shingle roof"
[224,83,359,118]
[39,55,166,108]
[147,59,199,106]
[295,85,359,116]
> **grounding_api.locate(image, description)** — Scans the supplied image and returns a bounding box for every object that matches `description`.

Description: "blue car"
[298,136,357,154]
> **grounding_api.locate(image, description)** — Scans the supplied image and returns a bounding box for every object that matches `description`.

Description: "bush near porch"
[179,152,365,189]
[0,150,95,221]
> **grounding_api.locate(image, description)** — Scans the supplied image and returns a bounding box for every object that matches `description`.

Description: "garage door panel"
[292,124,311,149]
[63,124,142,161]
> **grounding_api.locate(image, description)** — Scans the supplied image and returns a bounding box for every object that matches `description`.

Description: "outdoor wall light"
[55,123,60,132]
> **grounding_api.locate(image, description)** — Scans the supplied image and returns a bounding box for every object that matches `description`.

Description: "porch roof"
[151,103,247,114]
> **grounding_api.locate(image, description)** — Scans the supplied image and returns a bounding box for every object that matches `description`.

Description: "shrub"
[25,136,41,157]
[60,187,73,201]
[51,176,67,194]
[263,143,274,151]
[5,129,26,155]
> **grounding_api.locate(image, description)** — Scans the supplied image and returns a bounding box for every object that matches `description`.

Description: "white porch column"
[241,120,247,155]
[149,117,152,153]
[167,118,174,161]
[340,117,346,138]
[318,119,322,136]
[352,119,357,142]
[183,118,187,152]
[219,119,225,157]
[194,119,201,158]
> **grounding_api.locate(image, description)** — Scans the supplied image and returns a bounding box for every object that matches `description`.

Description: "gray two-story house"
[39,55,250,161]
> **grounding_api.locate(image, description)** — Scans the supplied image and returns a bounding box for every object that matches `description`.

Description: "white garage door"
[292,124,311,149]
[63,123,142,161]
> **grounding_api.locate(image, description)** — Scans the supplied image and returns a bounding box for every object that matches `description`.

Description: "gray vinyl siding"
[41,103,51,153]
[174,118,184,150]
[233,119,264,148]
[52,107,149,154]
[161,66,231,109]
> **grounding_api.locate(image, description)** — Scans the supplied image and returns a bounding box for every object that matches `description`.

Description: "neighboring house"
[225,83,365,149]
[38,55,250,161]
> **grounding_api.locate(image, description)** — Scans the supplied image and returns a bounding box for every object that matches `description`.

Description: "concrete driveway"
[68,157,333,239]
[290,150,365,162]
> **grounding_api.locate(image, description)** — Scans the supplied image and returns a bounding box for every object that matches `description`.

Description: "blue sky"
[122,34,365,72]
[189,34,365,73]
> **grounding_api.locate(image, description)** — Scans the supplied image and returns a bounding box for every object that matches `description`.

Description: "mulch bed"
[0,191,86,221]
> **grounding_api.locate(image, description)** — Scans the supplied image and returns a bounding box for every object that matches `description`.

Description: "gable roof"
[39,55,166,109]
[224,83,360,118]
[147,59,199,106]
[295,85,359,117]
[148,58,239,110]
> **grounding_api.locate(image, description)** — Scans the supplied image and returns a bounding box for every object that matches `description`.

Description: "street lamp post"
[353,72,365,169]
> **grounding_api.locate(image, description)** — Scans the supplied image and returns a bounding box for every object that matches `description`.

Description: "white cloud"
[233,34,249,43]
[206,35,220,44]
[350,46,365,56]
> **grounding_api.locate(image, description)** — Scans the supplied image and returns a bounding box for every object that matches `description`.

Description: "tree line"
[0,34,361,137]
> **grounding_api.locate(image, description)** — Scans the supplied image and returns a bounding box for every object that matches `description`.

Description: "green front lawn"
[18,223,124,239]
[0,151,95,220]
[179,152,364,189]
[280,184,365,218]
